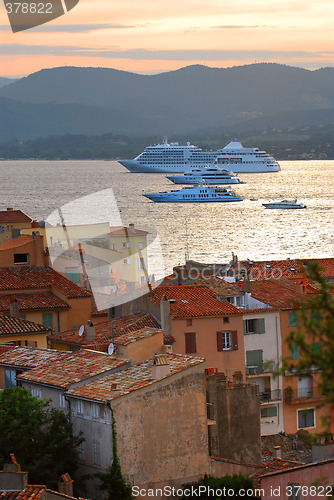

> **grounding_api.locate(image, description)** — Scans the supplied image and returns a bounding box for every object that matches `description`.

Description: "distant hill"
[0,63,333,140]
[0,77,18,89]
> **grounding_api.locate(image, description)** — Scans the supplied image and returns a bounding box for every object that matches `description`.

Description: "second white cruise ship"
[118,138,280,173]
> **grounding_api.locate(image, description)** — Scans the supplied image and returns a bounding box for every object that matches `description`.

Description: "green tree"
[97,416,132,500]
[178,473,257,499]
[285,262,334,404]
[0,387,83,489]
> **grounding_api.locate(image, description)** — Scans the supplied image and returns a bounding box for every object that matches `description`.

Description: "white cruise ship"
[119,138,280,173]
[143,185,243,203]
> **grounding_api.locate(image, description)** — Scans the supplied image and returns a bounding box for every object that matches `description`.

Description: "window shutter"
[243,320,246,335]
[268,406,277,417]
[290,343,299,360]
[258,318,265,334]
[231,330,238,350]
[217,331,223,351]
[311,341,321,354]
[185,333,197,354]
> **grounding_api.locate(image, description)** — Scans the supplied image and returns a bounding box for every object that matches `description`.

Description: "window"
[59,393,66,408]
[42,312,53,328]
[31,388,42,399]
[261,406,278,418]
[77,400,84,415]
[138,257,146,270]
[79,442,86,461]
[312,341,321,354]
[1,225,4,234]
[290,344,299,360]
[223,317,229,324]
[298,408,315,429]
[123,258,131,264]
[122,242,130,248]
[217,331,238,351]
[65,270,80,283]
[93,439,101,465]
[14,253,29,264]
[185,332,197,353]
[288,312,298,327]
[138,242,143,249]
[186,319,192,326]
[92,403,99,419]
[246,349,263,374]
[4,368,16,388]
[243,318,265,334]
[19,313,26,320]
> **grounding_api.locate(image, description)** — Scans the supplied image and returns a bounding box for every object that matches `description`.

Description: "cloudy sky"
[0,0,333,77]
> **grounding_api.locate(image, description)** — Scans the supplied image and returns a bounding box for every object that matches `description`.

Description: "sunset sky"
[0,0,333,77]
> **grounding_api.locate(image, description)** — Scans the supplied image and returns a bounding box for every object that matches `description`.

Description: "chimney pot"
[273,446,281,459]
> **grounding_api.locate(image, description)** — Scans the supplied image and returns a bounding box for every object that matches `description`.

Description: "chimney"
[152,354,170,379]
[128,223,135,233]
[32,232,45,266]
[7,207,13,211]
[57,473,74,497]
[84,321,96,341]
[273,446,281,459]
[9,299,19,318]
[243,272,251,293]
[0,454,28,491]
[160,295,171,337]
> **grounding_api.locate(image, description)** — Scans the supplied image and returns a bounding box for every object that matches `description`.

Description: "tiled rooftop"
[114,327,162,346]
[0,486,45,500]
[66,353,205,402]
[0,209,32,223]
[0,235,33,252]
[0,313,52,336]
[48,312,160,347]
[0,292,69,312]
[18,349,129,388]
[237,278,305,310]
[0,345,68,369]
[0,266,91,298]
[161,275,242,297]
[251,457,305,486]
[149,285,243,318]
[230,257,334,280]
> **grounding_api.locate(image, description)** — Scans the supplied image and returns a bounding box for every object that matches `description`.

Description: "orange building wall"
[171,315,245,377]
[0,332,47,349]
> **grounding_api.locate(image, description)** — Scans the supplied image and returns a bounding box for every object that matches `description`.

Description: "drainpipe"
[57,308,61,332]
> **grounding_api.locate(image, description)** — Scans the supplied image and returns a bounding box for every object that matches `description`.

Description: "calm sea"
[1,160,333,274]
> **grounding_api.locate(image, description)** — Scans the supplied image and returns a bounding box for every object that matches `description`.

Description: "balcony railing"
[284,385,325,402]
[246,361,275,376]
[259,389,282,402]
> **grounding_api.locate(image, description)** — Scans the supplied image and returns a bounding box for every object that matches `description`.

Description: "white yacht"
[262,199,307,209]
[166,165,242,185]
[142,185,243,203]
[119,138,280,173]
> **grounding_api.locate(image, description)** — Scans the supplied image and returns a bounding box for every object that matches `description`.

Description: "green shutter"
[312,341,321,354]
[290,343,299,360]
[243,320,247,335]
[246,350,263,372]
[258,318,265,334]
[288,312,298,327]
[42,313,53,329]
[268,406,278,417]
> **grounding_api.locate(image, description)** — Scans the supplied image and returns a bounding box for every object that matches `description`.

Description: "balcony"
[284,386,325,403]
[259,389,282,402]
[246,361,275,376]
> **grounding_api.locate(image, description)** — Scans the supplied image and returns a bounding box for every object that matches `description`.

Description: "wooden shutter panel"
[258,318,265,334]
[185,333,196,354]
[217,331,223,351]
[243,320,247,335]
[231,330,238,350]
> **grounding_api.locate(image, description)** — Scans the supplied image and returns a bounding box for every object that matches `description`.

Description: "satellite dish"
[78,325,84,337]
[108,343,114,355]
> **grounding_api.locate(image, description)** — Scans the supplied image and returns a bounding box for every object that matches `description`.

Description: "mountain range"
[0,63,333,140]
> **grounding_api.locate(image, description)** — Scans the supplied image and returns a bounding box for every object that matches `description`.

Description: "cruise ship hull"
[119,159,280,174]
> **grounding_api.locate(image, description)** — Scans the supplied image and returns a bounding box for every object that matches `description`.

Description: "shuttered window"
[185,333,197,353]
[246,349,263,372]
[290,344,299,360]
[217,331,238,351]
[288,312,298,327]
[243,318,265,334]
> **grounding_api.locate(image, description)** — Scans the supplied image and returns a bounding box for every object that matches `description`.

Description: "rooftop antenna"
[185,218,190,263]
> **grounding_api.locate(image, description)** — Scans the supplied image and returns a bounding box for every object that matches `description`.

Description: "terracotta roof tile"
[0,292,69,312]
[0,235,33,252]
[149,284,243,318]
[0,210,32,223]
[0,313,51,336]
[66,353,205,402]
[236,278,305,310]
[0,486,45,499]
[48,312,160,348]
[251,458,305,486]
[230,257,334,280]
[0,345,68,369]
[114,327,162,346]
[109,226,148,236]
[18,349,129,388]
[0,266,91,298]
